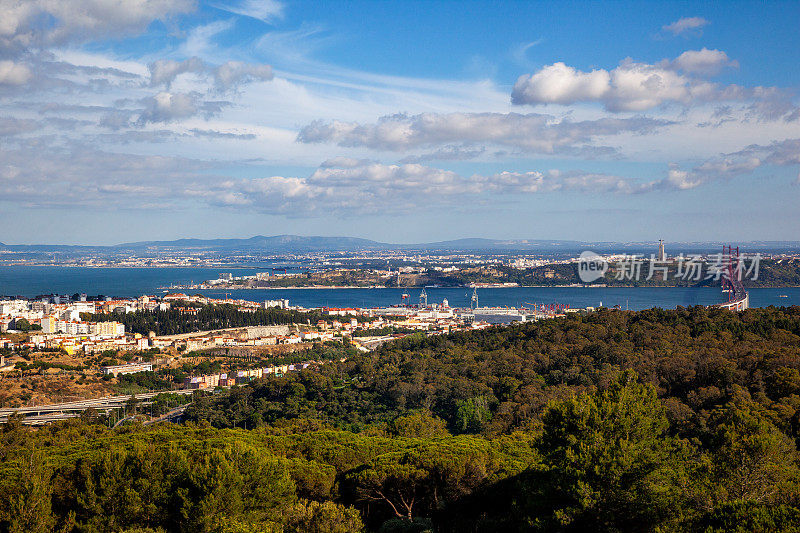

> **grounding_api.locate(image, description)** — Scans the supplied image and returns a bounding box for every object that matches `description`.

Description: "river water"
[0,266,797,311]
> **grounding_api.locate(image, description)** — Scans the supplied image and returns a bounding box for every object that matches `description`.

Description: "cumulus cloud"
[297,112,671,155]
[139,92,199,123]
[97,183,162,194]
[194,161,672,216]
[658,166,703,190]
[2,134,797,214]
[670,48,737,76]
[0,139,216,208]
[0,116,39,136]
[399,145,486,163]
[45,116,92,130]
[510,63,610,106]
[224,141,800,213]
[319,156,374,168]
[512,53,792,117]
[148,57,205,87]
[0,0,795,224]
[719,138,800,168]
[653,138,800,191]
[147,57,273,91]
[99,110,135,130]
[138,92,230,123]
[662,17,709,36]
[0,0,195,55]
[0,60,33,85]
[0,53,150,98]
[746,94,800,123]
[190,128,256,140]
[486,170,648,194]
[512,59,709,111]
[93,130,178,144]
[213,61,274,90]
[40,58,142,80]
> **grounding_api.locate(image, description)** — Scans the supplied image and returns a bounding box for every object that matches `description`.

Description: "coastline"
[159,284,800,291]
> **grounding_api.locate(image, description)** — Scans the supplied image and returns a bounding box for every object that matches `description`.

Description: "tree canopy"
[3,306,800,531]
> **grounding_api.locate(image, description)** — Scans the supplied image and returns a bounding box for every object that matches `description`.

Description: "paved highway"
[0,389,197,424]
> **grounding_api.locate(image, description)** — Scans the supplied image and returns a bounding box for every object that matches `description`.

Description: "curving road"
[0,389,197,425]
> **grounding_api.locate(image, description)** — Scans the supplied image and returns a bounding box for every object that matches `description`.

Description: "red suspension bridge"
[714,245,750,311]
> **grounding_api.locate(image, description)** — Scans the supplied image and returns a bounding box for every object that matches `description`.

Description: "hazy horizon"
[3,234,800,249]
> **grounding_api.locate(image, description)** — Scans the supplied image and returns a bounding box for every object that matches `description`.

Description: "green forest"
[3,306,800,532]
[85,304,334,336]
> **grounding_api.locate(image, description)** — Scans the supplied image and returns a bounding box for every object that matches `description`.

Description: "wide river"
[0,266,797,311]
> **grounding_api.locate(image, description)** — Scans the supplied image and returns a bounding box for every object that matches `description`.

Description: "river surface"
[0,266,797,311]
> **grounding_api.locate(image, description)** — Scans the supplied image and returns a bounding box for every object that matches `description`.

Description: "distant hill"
[115,236,609,253]
[117,236,594,252]
[2,235,800,254]
[115,235,387,252]
[406,238,586,251]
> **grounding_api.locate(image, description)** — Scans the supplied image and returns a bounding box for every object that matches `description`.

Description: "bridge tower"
[715,244,749,311]
[419,288,428,308]
[721,245,741,301]
[470,287,479,310]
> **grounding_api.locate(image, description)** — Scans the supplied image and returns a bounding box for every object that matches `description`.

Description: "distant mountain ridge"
[115,235,385,252]
[0,235,589,253]
[2,235,800,254]
[114,235,591,252]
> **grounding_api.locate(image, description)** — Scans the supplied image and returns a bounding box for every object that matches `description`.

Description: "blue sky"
[0,0,798,245]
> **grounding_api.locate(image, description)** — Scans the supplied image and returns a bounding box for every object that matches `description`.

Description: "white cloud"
[99,110,136,130]
[745,93,799,123]
[213,61,274,90]
[179,19,234,58]
[0,116,39,136]
[662,17,709,36]
[670,48,737,76]
[141,92,199,123]
[1,133,797,214]
[487,170,646,194]
[721,138,800,167]
[319,156,372,168]
[399,146,486,163]
[189,128,256,140]
[512,53,793,117]
[0,139,215,208]
[660,166,702,190]
[0,60,33,85]
[511,39,545,67]
[0,0,795,226]
[148,57,206,87]
[97,183,162,194]
[509,63,610,106]
[0,0,195,54]
[654,138,800,190]
[147,56,273,91]
[297,112,670,155]
[513,60,700,111]
[197,161,672,215]
[138,92,229,123]
[210,0,283,23]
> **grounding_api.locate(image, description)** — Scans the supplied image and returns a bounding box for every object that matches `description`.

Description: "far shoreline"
[162,285,800,291]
